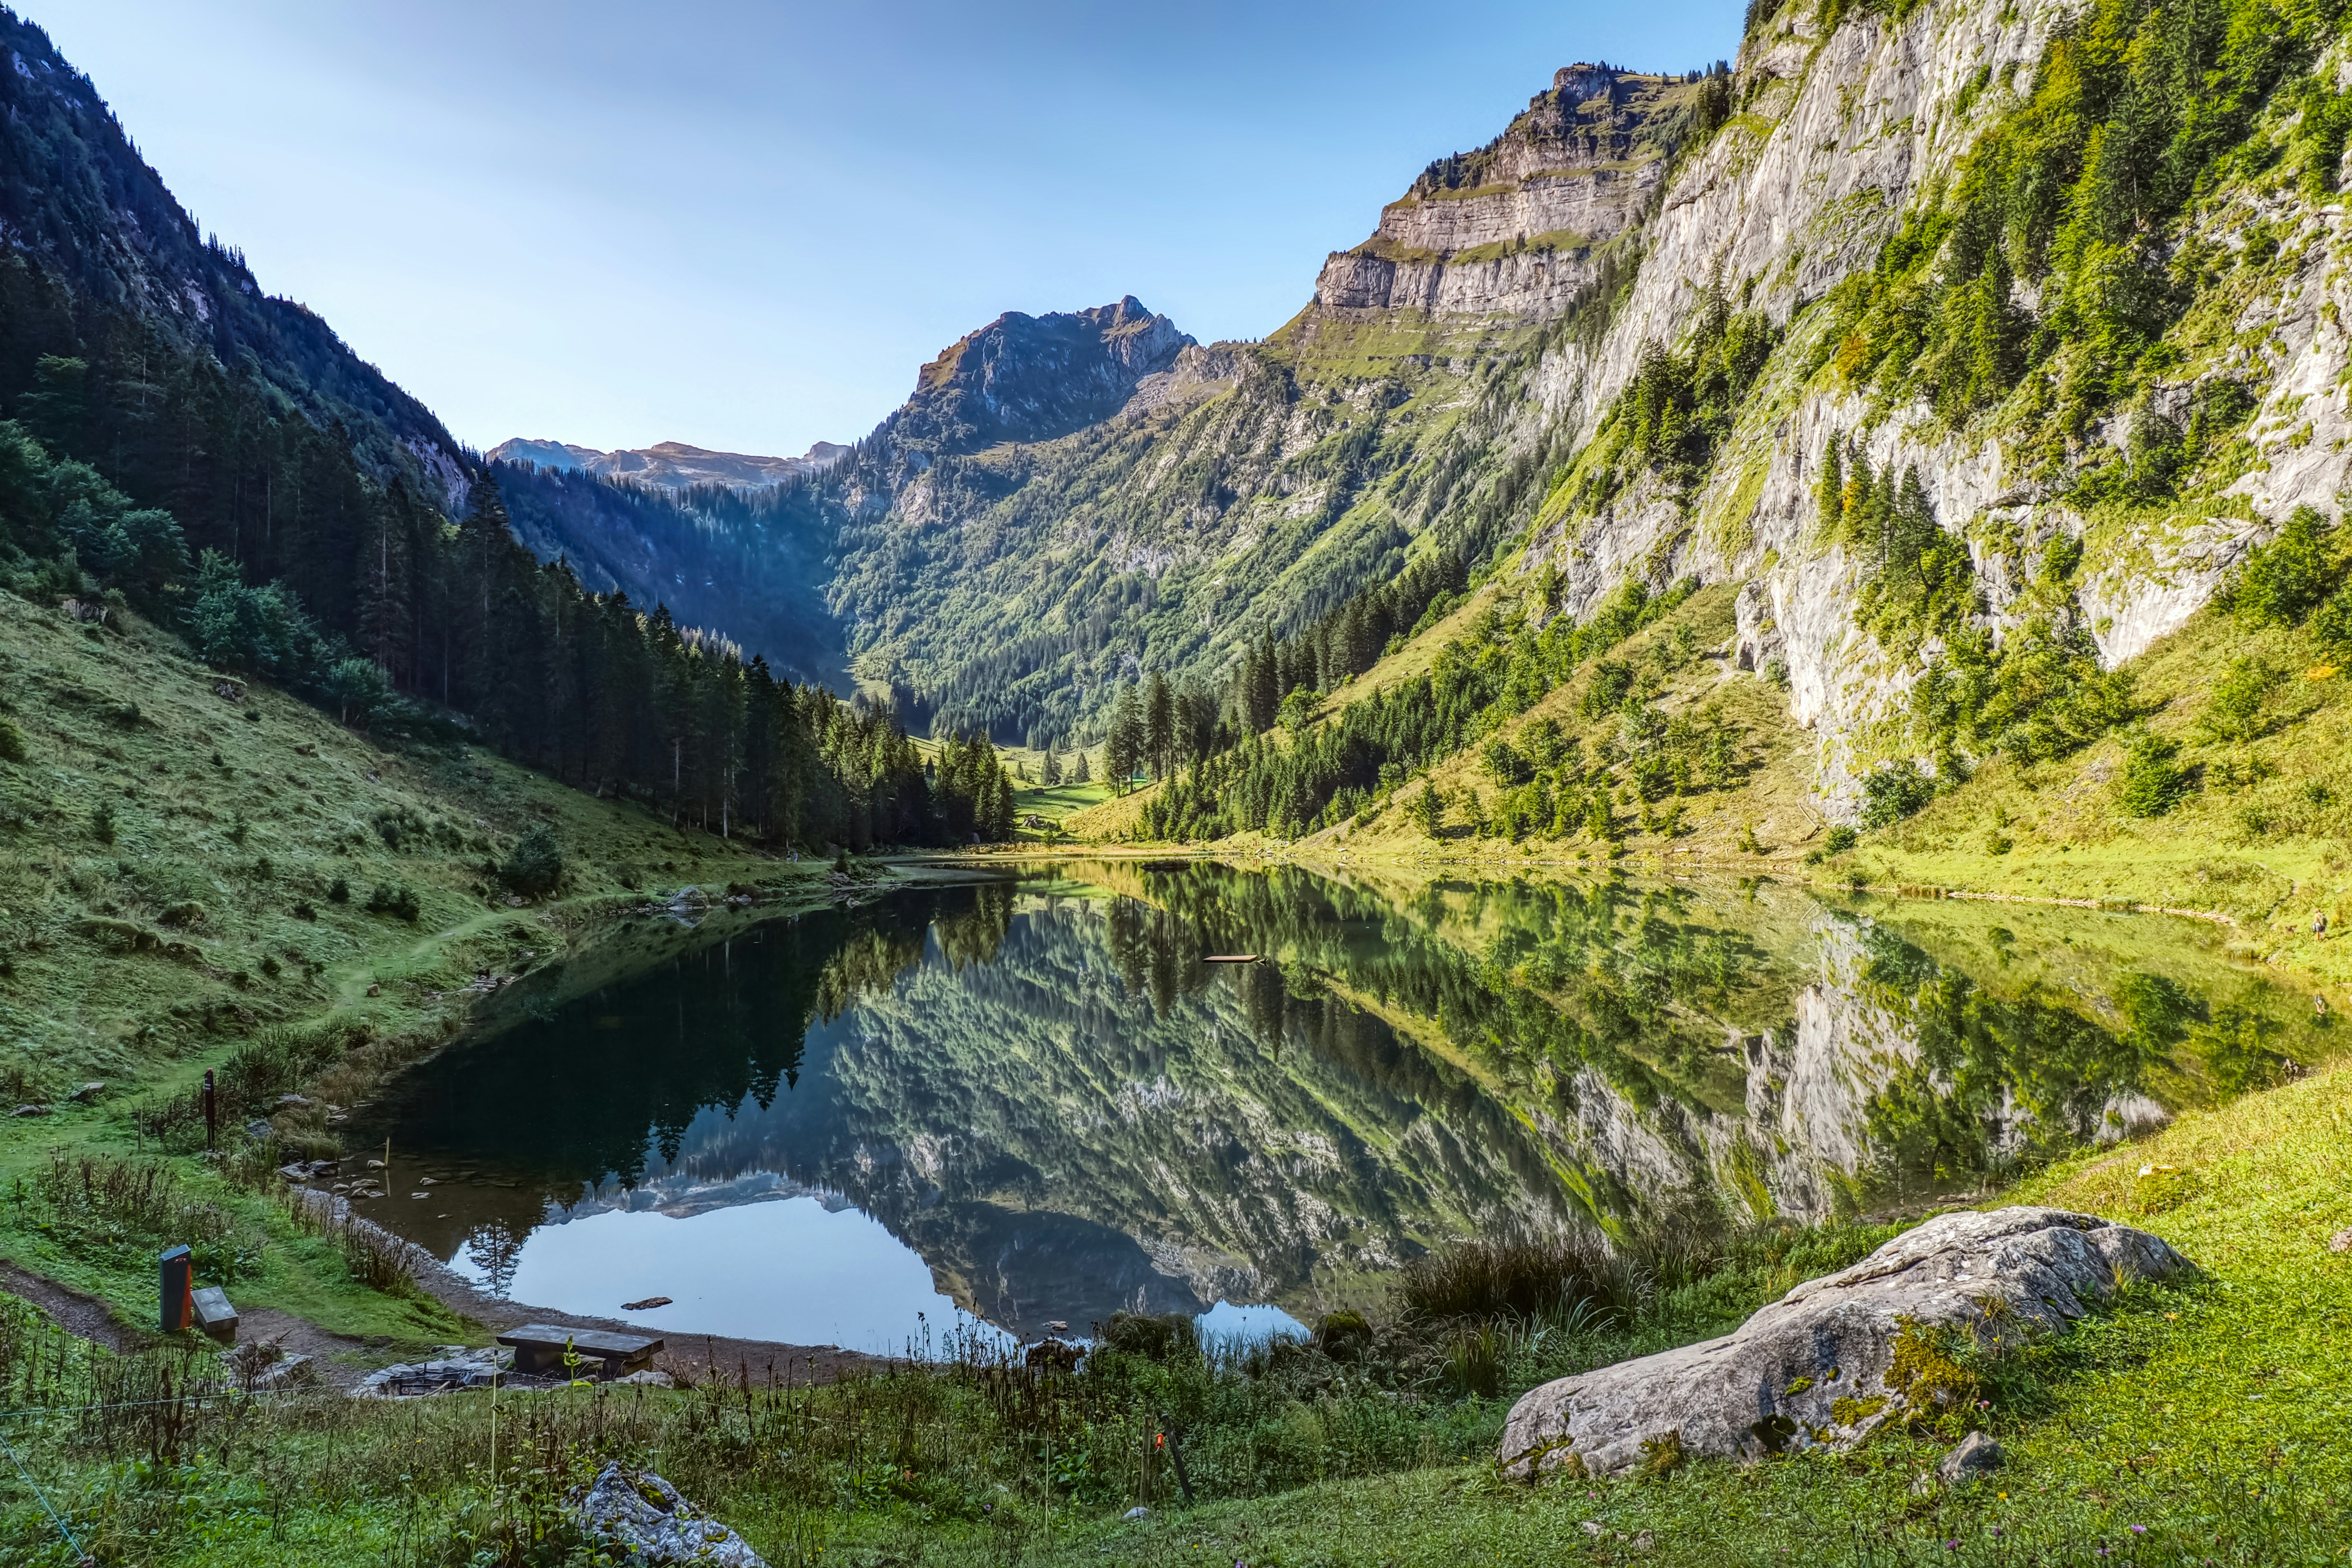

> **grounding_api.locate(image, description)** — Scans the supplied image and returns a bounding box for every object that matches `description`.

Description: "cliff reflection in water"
[356,865,2333,1346]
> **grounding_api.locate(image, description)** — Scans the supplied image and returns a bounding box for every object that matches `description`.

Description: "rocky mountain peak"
[890,297,1194,454]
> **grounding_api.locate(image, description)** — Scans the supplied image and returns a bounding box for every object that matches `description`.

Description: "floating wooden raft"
[1204,954,1260,964]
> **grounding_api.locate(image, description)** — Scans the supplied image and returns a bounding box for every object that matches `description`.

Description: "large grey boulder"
[1499,1207,2189,1478]
[569,1462,769,1567]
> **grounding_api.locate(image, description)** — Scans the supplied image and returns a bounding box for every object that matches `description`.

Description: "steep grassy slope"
[0,584,867,1342]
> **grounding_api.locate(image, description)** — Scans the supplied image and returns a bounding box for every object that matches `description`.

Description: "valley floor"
[3,589,2349,1566]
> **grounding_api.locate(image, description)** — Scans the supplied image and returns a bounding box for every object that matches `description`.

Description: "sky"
[37,0,1746,459]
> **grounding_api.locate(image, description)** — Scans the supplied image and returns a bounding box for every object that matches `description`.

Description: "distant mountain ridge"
[484,437,849,491]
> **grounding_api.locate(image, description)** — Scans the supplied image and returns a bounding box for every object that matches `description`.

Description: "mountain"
[0,7,971,854]
[483,437,849,490]
[793,69,1724,747]
[1063,0,2352,896]
[488,457,848,687]
[0,10,470,501]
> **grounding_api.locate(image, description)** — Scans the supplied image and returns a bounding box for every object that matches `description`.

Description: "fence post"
[203,1070,216,1152]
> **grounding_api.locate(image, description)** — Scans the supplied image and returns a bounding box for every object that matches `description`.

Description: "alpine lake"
[338,861,2331,1356]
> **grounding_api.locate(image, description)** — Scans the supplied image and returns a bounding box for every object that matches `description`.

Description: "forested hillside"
[0,7,1008,851]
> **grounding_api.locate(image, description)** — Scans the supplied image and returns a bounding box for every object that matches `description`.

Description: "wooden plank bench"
[495,1324,664,1379]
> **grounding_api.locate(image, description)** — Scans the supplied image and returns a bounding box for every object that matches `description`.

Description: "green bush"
[1824,824,1859,855]
[0,713,22,763]
[2232,508,2342,626]
[326,876,350,904]
[89,799,115,844]
[2199,656,2279,744]
[1098,1311,1199,1363]
[364,882,419,922]
[1860,760,1936,828]
[497,823,564,900]
[2117,731,2189,817]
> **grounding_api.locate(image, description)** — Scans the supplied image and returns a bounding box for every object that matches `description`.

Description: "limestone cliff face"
[1313,66,1701,320]
[1505,0,2352,815]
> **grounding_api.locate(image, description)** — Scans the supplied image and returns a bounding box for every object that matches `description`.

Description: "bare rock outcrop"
[1498,1207,2189,1478]
[570,1463,769,1567]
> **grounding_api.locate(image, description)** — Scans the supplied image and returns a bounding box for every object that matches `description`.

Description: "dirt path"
[0,1261,148,1355]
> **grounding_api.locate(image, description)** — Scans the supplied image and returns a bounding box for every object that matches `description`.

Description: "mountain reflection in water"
[353,864,2331,1350]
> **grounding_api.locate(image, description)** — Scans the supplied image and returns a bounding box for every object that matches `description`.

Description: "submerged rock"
[569,1462,768,1567]
[1499,1207,2189,1478]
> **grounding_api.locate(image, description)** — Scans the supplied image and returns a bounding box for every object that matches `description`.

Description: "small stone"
[246,1119,274,1141]
[411,1192,430,1199]
[2328,1228,2352,1254]
[1633,1531,1655,1552]
[1122,1506,1151,1522]
[1581,1521,1604,1537]
[67,1082,105,1102]
[12,1104,51,1117]
[1937,1431,2003,1486]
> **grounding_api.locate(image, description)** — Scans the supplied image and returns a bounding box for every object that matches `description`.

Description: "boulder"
[1499,1207,2189,1478]
[1938,1430,2003,1484]
[569,1462,768,1567]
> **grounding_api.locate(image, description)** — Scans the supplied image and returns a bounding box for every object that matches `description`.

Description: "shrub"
[1824,824,1859,855]
[2232,507,2341,626]
[2315,586,2352,652]
[1859,760,1936,827]
[325,657,392,727]
[0,713,22,763]
[1312,1310,1374,1363]
[1442,1324,1506,1397]
[326,876,350,904]
[497,823,564,900]
[2117,731,2189,817]
[1396,1233,1639,1325]
[364,882,419,922]
[89,799,115,844]
[2199,656,2279,744]
[1481,739,1530,786]
[1098,1311,1199,1363]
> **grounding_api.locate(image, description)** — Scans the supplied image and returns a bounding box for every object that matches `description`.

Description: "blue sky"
[40,0,1744,457]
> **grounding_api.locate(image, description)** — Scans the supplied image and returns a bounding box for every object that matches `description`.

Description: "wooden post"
[159,1245,193,1332]
[202,1070,216,1152]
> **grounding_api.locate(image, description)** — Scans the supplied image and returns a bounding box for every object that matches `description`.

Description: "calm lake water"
[348,863,2329,1354]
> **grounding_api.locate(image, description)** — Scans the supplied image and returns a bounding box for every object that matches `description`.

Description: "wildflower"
[2130,1525,2147,1535]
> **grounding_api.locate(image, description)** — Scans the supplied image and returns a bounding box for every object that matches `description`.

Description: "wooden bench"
[495,1324,664,1379]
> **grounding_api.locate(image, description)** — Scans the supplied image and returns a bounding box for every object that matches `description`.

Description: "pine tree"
[1144,672,1174,780]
